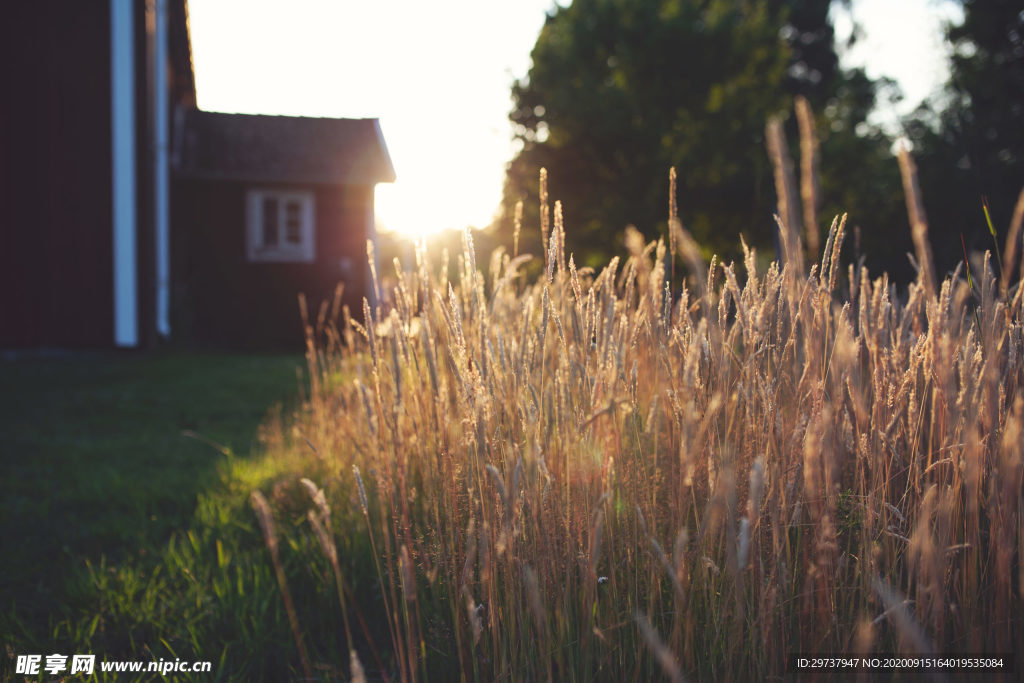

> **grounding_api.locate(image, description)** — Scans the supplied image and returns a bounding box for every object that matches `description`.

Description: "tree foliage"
[948,0,1024,191]
[502,0,897,269]
[906,0,1024,276]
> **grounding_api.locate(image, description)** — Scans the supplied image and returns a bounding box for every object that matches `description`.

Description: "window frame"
[245,189,316,263]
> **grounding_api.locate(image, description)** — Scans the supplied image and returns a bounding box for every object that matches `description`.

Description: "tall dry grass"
[256,166,1024,679]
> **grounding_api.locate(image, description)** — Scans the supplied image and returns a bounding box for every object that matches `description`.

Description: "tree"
[502,0,896,270]
[906,0,1024,277]
[948,0,1024,201]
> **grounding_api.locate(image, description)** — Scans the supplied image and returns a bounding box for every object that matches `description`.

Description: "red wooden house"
[1,0,394,350]
[173,111,394,348]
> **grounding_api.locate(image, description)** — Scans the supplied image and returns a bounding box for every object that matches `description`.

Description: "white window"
[246,189,315,262]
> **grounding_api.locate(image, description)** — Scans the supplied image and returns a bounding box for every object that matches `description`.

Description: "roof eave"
[175,170,390,186]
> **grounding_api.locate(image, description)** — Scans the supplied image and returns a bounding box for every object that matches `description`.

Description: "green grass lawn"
[0,352,313,680]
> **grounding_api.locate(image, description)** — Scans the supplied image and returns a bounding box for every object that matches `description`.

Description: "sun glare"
[187,0,552,243]
[373,139,504,238]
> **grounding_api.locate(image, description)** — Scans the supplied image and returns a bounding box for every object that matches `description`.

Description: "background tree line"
[499,0,1023,286]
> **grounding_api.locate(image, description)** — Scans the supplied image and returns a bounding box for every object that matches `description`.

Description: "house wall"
[1,3,116,347]
[172,179,372,350]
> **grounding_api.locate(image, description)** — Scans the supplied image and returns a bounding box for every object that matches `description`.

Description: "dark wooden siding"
[172,179,371,350]
[1,3,115,347]
[135,3,155,349]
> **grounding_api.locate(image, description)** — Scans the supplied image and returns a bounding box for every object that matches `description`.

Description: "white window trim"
[246,189,316,263]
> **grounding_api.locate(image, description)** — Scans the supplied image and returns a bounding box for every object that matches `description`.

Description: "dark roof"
[176,110,396,185]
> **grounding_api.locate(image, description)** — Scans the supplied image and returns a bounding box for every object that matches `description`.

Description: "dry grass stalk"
[795,96,821,260]
[668,167,706,299]
[669,166,680,287]
[554,199,566,276]
[896,144,937,297]
[1001,186,1024,294]
[300,477,366,681]
[871,577,934,656]
[635,611,686,683]
[250,491,314,680]
[251,169,1024,679]
[766,116,804,273]
[366,239,381,308]
[513,199,524,259]
[522,565,551,679]
[540,168,550,266]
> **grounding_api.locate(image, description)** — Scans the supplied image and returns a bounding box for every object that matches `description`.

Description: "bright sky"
[831,0,963,132]
[189,0,961,238]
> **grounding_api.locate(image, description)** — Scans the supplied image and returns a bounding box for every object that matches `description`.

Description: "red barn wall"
[1,3,115,347]
[172,179,371,350]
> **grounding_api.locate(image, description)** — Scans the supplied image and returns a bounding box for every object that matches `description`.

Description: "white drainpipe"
[111,0,137,347]
[153,0,170,338]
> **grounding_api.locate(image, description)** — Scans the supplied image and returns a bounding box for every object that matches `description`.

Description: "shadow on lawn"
[0,352,304,654]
